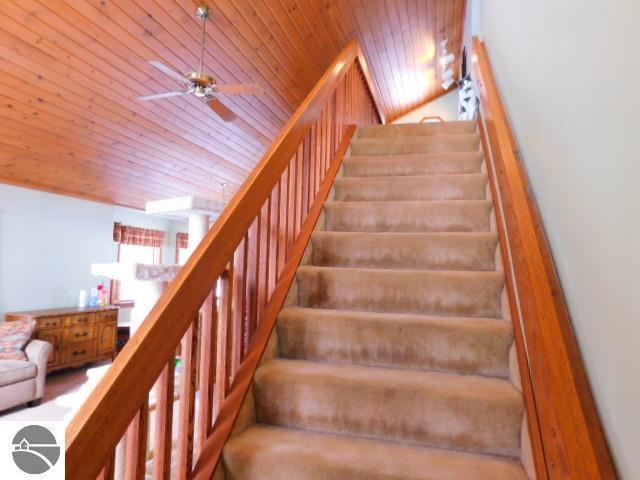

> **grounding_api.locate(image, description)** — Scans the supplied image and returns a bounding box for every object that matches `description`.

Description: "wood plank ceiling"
[0,0,466,208]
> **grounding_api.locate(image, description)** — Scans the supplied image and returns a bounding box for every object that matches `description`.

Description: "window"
[111,222,166,305]
[175,232,189,265]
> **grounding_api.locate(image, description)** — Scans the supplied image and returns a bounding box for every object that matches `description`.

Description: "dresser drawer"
[65,324,95,343]
[65,313,96,327]
[98,310,118,324]
[63,340,97,364]
[36,316,63,330]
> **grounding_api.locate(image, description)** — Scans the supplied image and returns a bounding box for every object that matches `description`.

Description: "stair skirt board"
[218,121,533,480]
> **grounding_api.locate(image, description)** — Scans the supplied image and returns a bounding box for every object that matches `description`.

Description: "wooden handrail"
[473,36,618,479]
[65,40,380,480]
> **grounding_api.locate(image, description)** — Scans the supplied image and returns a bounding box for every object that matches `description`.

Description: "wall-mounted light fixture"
[439,53,455,67]
[439,38,456,90]
[441,78,455,90]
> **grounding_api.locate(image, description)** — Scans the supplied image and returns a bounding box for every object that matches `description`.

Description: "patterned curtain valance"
[113,222,165,248]
[176,232,189,249]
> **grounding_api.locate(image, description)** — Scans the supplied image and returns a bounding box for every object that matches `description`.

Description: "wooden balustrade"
[473,37,618,479]
[65,40,381,480]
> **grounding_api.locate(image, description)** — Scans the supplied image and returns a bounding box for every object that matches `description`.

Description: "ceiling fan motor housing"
[196,5,210,19]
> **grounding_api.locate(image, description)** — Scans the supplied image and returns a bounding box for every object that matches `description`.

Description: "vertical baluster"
[331,91,338,154]
[177,318,199,480]
[308,123,317,203]
[268,186,279,298]
[213,270,230,417]
[97,451,115,480]
[336,89,341,147]
[231,239,246,374]
[319,107,327,179]
[257,200,270,322]
[277,168,288,277]
[152,362,175,480]
[301,131,311,218]
[245,219,259,346]
[124,400,149,480]
[287,155,296,253]
[314,117,322,194]
[325,102,332,173]
[295,143,304,235]
[197,286,218,454]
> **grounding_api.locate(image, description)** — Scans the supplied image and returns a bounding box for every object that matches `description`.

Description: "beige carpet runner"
[220,121,529,479]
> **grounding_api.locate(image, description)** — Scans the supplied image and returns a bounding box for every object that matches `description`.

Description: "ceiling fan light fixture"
[137,4,263,122]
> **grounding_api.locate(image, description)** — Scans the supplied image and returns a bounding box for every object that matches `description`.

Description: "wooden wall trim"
[64,40,378,480]
[473,36,618,479]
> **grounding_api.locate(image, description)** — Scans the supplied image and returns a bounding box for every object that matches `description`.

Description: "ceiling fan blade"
[207,98,237,122]
[215,83,264,95]
[148,60,188,84]
[138,91,186,101]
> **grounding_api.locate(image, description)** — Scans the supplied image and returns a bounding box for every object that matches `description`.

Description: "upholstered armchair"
[0,339,52,412]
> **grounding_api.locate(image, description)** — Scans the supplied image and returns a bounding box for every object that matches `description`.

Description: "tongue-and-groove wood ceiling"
[0,0,465,208]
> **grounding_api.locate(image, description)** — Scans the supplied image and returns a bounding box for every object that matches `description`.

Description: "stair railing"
[65,40,383,480]
[473,36,618,479]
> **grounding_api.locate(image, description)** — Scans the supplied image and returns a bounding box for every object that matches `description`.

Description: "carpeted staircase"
[221,121,530,479]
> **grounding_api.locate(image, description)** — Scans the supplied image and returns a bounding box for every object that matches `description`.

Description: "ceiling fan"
[138,4,263,122]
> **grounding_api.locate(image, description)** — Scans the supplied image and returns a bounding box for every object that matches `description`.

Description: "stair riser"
[254,364,523,457]
[350,134,480,156]
[333,175,488,202]
[324,201,493,233]
[356,121,477,139]
[277,311,513,377]
[223,426,529,480]
[343,152,484,177]
[311,232,498,270]
[296,268,504,317]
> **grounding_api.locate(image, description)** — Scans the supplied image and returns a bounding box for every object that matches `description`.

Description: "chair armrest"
[25,340,53,399]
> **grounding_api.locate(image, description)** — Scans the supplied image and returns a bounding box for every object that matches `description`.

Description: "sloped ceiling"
[0,0,466,208]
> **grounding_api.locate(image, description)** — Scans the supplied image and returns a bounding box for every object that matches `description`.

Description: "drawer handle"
[74,332,89,338]
[72,350,87,356]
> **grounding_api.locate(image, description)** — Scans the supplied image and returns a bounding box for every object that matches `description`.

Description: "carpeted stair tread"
[343,151,484,176]
[222,425,528,480]
[333,174,488,201]
[350,133,481,156]
[355,120,477,139]
[296,266,504,318]
[324,200,493,233]
[277,307,512,377]
[253,359,523,457]
[311,231,498,270]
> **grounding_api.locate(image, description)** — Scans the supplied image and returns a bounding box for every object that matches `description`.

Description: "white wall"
[0,184,187,321]
[472,1,640,477]
[393,90,459,123]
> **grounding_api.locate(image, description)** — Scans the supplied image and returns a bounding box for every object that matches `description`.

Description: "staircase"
[220,121,529,479]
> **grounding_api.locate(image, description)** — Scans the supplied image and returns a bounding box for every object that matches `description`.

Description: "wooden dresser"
[5,306,119,372]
